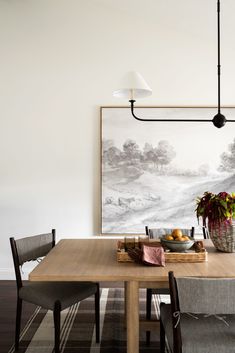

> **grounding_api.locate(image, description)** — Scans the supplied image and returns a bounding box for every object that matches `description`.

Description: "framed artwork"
[101,106,235,235]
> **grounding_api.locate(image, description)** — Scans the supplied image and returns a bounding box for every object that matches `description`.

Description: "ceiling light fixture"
[113,0,235,128]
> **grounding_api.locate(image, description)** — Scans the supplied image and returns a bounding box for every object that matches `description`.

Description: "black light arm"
[129,0,235,128]
[130,100,212,122]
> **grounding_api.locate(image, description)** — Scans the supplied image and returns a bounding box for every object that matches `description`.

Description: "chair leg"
[53,300,61,353]
[146,288,152,345]
[15,297,22,350]
[95,283,100,343]
[160,303,166,353]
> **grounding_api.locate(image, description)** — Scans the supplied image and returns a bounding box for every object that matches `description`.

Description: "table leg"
[124,281,127,327]
[126,280,139,353]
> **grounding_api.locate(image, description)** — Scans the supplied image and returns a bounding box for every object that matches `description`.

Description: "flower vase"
[209,220,235,253]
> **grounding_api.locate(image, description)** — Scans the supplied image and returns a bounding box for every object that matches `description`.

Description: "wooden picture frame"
[100,106,235,235]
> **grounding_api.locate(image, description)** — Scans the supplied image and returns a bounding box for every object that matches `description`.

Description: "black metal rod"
[130,100,212,122]
[217,0,221,113]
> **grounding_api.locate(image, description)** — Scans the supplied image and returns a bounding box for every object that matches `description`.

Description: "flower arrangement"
[196,191,235,228]
[195,191,235,252]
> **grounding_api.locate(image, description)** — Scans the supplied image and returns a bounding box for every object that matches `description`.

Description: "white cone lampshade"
[113,71,152,100]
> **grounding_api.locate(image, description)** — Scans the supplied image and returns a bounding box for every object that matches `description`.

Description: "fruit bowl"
[160,236,194,252]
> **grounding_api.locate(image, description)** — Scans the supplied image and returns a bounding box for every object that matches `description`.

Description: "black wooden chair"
[160,271,235,353]
[202,225,210,239]
[10,229,100,352]
[145,226,195,345]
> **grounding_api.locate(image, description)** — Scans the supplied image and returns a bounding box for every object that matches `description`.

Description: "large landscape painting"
[101,107,235,234]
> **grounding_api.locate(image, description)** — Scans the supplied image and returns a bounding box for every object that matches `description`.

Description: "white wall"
[1,0,235,278]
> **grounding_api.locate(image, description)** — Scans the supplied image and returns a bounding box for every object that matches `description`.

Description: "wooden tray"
[117,239,208,263]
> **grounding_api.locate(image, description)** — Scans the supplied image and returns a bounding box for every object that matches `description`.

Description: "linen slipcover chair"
[145,226,195,345]
[10,229,100,353]
[160,271,235,353]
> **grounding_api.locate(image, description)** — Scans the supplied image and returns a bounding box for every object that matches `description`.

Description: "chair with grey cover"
[10,229,100,353]
[160,271,235,353]
[145,226,195,345]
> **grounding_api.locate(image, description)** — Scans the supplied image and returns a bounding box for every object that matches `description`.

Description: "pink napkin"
[142,244,165,266]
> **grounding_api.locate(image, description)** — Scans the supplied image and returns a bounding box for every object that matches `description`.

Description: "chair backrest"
[175,276,235,315]
[10,229,55,289]
[145,226,195,239]
[168,271,235,353]
[202,226,210,239]
[169,272,235,315]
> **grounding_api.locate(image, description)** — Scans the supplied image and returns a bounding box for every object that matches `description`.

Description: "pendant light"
[113,0,235,128]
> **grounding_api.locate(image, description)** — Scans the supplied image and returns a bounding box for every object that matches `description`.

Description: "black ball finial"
[212,113,226,128]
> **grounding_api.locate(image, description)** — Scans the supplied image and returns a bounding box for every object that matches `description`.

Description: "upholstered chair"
[10,229,100,353]
[160,271,235,353]
[145,226,195,345]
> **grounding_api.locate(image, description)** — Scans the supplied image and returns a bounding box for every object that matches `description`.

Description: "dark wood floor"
[0,281,36,353]
[0,280,124,353]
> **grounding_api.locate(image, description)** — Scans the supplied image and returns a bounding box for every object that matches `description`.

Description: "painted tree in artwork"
[219,138,235,172]
[143,140,176,169]
[103,139,114,152]
[104,146,122,166]
[145,140,176,170]
[143,143,156,167]
[123,139,141,165]
[156,140,176,169]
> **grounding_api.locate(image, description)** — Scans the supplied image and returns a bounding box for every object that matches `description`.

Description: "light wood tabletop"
[29,238,235,353]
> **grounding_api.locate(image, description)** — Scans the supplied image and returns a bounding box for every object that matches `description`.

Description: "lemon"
[165,235,174,241]
[171,229,183,238]
[181,236,189,241]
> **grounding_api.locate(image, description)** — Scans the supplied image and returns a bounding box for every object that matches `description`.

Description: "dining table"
[29,238,235,353]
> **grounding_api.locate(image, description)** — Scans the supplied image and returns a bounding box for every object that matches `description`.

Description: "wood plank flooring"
[0,281,124,353]
[0,281,36,353]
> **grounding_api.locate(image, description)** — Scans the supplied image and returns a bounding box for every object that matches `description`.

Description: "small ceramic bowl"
[160,236,194,252]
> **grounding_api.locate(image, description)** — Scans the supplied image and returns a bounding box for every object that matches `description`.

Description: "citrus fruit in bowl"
[171,229,183,238]
[160,229,194,252]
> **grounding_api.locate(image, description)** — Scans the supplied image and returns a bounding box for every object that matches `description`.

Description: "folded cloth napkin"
[127,244,165,266]
[142,244,165,266]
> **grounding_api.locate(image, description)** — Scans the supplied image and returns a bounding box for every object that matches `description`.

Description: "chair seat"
[20,281,97,310]
[161,304,235,353]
